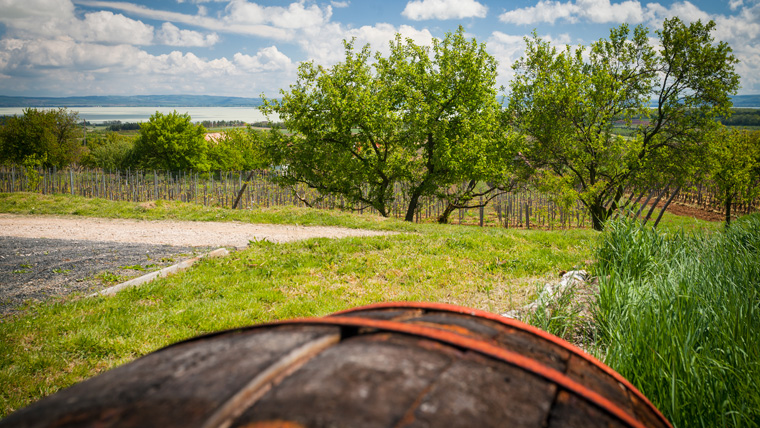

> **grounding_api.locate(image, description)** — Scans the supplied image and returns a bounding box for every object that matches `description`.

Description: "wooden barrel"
[1,302,671,428]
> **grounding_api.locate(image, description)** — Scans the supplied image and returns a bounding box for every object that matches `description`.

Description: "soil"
[0,214,391,316]
[650,201,726,223]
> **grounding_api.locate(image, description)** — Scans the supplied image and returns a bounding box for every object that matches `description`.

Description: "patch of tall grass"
[594,215,760,427]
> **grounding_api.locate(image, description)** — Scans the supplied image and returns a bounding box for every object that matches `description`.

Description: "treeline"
[198,120,246,128]
[102,121,141,131]
[0,108,269,173]
[719,108,760,127]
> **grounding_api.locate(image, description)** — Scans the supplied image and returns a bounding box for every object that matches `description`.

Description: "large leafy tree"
[0,107,83,168]
[261,27,519,221]
[509,18,739,230]
[131,111,209,172]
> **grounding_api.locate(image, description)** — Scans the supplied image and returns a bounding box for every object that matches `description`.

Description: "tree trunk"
[635,189,657,218]
[232,170,256,209]
[438,203,457,224]
[653,185,681,228]
[642,186,670,226]
[437,179,478,224]
[589,202,607,231]
[405,187,425,222]
[725,191,733,227]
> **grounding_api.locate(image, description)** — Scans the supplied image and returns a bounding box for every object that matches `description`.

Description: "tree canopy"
[261,26,520,221]
[509,18,739,230]
[0,108,83,168]
[131,111,209,172]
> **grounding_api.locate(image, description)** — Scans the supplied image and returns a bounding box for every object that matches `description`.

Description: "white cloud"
[0,35,296,96]
[498,0,727,26]
[331,1,349,7]
[0,0,74,21]
[79,11,154,45]
[234,46,294,72]
[77,0,292,39]
[645,1,711,24]
[297,22,434,66]
[488,31,573,89]
[402,0,487,20]
[156,22,219,47]
[223,0,332,29]
[499,0,645,25]
[0,1,154,44]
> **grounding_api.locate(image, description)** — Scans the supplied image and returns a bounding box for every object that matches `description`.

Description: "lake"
[0,106,273,124]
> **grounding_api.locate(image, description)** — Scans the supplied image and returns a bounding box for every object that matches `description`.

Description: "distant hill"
[642,95,760,108]
[3,93,759,108]
[728,95,760,107]
[0,95,265,107]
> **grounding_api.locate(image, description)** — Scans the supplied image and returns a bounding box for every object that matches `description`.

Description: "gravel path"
[0,237,208,315]
[0,214,391,316]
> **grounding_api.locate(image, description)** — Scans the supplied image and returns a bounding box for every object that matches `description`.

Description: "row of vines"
[1,165,757,228]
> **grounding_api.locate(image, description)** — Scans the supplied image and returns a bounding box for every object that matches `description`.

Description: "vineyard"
[1,165,758,228]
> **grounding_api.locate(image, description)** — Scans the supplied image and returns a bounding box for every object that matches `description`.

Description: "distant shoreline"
[0,95,265,108]
[0,106,271,124]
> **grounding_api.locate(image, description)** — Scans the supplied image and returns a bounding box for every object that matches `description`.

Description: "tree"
[207,127,270,171]
[131,111,209,172]
[0,107,83,168]
[81,131,134,170]
[706,127,760,227]
[509,18,739,230]
[261,27,519,221]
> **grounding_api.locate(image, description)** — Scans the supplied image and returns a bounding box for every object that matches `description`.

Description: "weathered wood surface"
[1,302,671,428]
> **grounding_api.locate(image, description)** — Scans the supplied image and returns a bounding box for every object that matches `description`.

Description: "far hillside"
[0,95,265,108]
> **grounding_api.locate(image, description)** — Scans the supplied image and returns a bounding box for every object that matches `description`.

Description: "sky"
[0,0,758,98]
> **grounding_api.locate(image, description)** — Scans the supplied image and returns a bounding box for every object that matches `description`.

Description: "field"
[1,192,755,427]
[0,192,597,417]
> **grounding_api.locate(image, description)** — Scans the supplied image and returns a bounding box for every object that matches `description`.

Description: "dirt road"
[0,214,391,316]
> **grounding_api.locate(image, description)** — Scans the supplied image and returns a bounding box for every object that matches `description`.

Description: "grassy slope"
[0,192,597,416]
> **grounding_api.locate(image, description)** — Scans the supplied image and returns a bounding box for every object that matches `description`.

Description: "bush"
[81,132,134,170]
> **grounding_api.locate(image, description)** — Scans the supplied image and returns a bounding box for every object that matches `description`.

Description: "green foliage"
[262,26,520,221]
[21,155,44,191]
[720,109,760,127]
[594,216,760,427]
[510,18,740,230]
[207,128,270,171]
[705,126,760,226]
[0,108,83,168]
[81,132,135,170]
[131,111,209,172]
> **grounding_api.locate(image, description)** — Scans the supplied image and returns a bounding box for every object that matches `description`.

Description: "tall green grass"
[594,216,760,428]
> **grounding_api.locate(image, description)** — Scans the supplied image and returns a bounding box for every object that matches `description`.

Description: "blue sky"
[0,0,757,98]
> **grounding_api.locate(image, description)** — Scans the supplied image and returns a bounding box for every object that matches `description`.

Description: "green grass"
[593,215,760,427]
[0,192,596,417]
[647,209,723,234]
[0,192,418,232]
